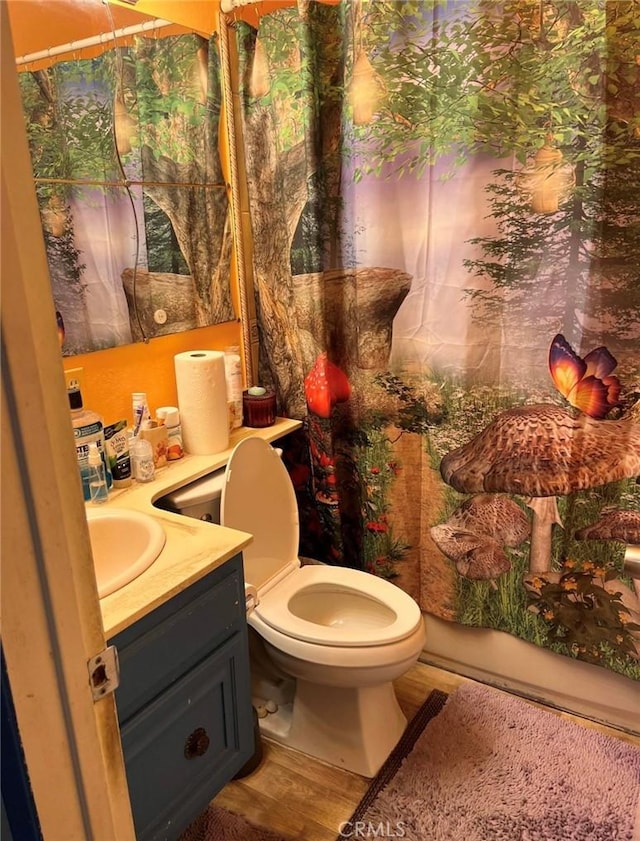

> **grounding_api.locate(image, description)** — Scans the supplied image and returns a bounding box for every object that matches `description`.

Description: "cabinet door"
[112,557,245,723]
[120,633,253,841]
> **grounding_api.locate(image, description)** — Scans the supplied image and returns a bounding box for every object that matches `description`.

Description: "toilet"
[221,436,426,777]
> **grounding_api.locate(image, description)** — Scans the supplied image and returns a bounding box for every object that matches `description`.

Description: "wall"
[65,321,243,425]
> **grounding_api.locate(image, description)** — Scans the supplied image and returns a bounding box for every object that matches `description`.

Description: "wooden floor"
[213,663,639,841]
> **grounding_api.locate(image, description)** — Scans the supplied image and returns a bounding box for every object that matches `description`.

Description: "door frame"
[1,7,135,839]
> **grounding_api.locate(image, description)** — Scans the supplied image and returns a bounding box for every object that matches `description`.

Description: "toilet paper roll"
[174,351,230,455]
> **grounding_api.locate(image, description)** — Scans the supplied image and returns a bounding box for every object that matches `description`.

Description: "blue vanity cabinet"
[109,554,254,841]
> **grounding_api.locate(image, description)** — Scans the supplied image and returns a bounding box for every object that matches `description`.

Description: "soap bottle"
[69,384,112,501]
[224,346,243,430]
[87,442,109,504]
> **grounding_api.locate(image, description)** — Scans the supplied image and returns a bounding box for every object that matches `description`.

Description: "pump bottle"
[87,442,109,504]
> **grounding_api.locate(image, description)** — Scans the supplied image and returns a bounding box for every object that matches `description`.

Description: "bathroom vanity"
[109,557,251,841]
[96,419,302,841]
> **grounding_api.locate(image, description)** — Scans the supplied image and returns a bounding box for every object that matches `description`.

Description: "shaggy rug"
[180,683,640,841]
[179,804,287,841]
[342,682,640,841]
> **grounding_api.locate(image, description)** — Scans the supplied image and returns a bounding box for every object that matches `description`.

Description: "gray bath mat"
[340,682,640,841]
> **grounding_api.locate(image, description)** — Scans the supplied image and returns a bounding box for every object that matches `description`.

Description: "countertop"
[96,418,302,638]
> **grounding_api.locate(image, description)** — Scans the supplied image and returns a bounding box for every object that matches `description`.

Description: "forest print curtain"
[19,33,233,355]
[236,0,640,681]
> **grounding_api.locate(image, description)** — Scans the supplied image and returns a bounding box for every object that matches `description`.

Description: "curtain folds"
[237,0,640,681]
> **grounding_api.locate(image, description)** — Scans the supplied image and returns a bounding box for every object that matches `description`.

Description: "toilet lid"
[253,565,423,647]
[222,436,300,593]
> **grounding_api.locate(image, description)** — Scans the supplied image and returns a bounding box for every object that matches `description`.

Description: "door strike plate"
[88,645,120,700]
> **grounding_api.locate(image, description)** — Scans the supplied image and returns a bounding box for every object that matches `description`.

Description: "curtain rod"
[15,18,174,67]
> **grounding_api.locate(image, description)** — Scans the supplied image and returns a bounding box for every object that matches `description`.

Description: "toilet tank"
[154,468,226,523]
[154,448,283,523]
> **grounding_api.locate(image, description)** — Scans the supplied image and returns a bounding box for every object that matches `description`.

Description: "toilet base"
[257,678,407,777]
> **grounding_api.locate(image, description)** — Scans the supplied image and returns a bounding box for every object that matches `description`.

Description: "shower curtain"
[235,0,640,681]
[18,32,234,355]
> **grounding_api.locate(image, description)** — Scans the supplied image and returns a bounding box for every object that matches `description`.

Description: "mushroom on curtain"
[235,0,640,681]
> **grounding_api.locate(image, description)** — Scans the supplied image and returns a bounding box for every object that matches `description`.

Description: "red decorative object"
[304,353,351,418]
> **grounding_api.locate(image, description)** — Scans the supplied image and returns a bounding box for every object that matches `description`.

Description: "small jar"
[242,386,277,428]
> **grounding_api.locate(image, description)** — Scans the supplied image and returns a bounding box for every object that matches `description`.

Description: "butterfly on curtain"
[548,334,621,419]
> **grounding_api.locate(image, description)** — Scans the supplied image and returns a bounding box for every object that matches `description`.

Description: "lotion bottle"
[104,419,132,488]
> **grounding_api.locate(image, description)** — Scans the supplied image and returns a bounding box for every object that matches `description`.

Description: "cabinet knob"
[184,727,210,759]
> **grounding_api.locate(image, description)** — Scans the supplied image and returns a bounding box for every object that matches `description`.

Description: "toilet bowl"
[222,436,425,777]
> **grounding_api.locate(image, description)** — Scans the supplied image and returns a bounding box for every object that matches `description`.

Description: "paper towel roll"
[174,351,229,455]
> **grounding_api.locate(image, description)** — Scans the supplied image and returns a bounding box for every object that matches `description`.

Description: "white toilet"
[221,436,426,777]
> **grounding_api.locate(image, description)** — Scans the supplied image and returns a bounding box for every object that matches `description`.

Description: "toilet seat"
[222,437,423,648]
[254,565,422,647]
[222,436,301,595]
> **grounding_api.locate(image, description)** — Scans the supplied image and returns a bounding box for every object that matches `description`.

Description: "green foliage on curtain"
[18,33,233,355]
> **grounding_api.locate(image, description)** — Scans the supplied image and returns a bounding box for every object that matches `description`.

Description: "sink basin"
[86,508,166,598]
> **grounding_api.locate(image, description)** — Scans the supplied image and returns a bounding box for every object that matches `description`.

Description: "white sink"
[86,508,166,598]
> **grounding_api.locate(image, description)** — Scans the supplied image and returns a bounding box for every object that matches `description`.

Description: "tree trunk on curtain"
[240,4,347,416]
[140,164,234,326]
[242,101,308,416]
[121,269,197,340]
[140,37,234,327]
[298,1,347,269]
